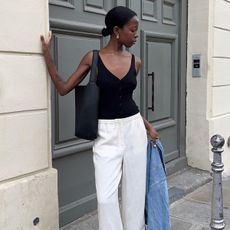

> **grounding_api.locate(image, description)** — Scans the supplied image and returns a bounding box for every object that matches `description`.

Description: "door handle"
[148,72,155,112]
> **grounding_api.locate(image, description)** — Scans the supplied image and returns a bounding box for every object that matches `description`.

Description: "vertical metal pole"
[210,134,225,230]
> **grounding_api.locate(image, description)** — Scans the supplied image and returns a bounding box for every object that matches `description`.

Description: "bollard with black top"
[210,134,225,230]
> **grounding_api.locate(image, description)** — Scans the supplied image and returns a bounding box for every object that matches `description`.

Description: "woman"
[41,6,159,230]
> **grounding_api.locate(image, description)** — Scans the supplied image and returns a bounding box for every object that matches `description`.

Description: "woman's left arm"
[142,117,159,141]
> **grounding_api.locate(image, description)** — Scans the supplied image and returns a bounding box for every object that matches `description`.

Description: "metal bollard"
[210,134,225,230]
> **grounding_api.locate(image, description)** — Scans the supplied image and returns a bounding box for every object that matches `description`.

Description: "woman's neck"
[103,38,125,54]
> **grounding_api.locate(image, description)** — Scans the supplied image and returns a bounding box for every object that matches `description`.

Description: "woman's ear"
[113,26,120,38]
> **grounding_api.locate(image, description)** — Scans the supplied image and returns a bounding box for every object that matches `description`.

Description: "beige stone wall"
[186,0,211,171]
[0,1,59,229]
[187,0,230,173]
[210,0,230,173]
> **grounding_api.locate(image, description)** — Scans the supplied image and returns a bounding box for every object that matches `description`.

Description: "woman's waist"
[98,103,139,120]
[98,111,141,123]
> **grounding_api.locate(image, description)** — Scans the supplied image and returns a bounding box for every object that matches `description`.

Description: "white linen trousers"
[92,112,148,230]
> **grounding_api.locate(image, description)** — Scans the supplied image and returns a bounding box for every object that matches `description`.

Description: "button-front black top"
[96,53,139,119]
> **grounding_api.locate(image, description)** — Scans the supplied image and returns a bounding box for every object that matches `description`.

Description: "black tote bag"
[75,50,99,140]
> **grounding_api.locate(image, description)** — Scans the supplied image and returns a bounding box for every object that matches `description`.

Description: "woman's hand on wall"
[40,31,52,54]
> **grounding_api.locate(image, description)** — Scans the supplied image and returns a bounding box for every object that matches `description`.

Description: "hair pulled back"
[101,6,137,37]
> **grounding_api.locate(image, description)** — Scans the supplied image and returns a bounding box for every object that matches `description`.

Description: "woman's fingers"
[40,31,52,44]
[48,31,52,38]
[47,31,52,44]
[149,129,160,141]
[40,34,50,54]
[40,35,45,42]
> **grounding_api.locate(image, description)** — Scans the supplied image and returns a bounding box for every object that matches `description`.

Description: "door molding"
[50,19,104,160]
[177,0,187,164]
[49,0,75,9]
[50,18,103,35]
[140,30,177,118]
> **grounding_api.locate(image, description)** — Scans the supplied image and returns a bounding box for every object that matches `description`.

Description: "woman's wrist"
[142,117,159,140]
[147,126,153,134]
[42,47,50,57]
[142,117,153,133]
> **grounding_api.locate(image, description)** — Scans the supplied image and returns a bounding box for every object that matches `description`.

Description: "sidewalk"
[170,175,230,229]
[61,167,230,230]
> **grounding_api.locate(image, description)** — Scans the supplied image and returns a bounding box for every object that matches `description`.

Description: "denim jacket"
[145,140,170,230]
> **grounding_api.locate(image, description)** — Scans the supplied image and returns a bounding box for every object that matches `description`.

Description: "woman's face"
[118,16,139,48]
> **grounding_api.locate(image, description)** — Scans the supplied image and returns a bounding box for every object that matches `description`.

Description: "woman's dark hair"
[102,6,137,37]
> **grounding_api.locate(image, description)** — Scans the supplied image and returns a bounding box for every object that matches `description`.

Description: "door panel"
[54,151,96,225]
[54,34,101,142]
[145,37,179,163]
[139,0,180,165]
[49,0,186,226]
[147,41,172,121]
[51,32,102,226]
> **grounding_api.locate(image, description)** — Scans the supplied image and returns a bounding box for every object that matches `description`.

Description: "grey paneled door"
[138,0,187,169]
[49,0,187,227]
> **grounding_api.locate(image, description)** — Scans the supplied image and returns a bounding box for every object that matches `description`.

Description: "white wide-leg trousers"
[92,113,148,230]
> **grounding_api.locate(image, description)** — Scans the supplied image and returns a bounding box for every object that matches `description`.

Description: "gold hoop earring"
[116,34,119,40]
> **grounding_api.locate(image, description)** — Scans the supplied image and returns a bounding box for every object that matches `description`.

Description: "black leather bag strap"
[89,50,99,83]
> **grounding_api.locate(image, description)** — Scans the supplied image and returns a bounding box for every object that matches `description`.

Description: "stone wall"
[0,1,59,229]
[187,0,230,173]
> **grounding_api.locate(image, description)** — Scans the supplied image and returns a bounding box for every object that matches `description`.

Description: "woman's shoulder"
[121,51,141,73]
[132,54,141,74]
[134,55,141,65]
[80,50,97,67]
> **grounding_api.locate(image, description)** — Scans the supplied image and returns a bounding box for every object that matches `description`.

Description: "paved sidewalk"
[170,175,230,229]
[61,167,230,230]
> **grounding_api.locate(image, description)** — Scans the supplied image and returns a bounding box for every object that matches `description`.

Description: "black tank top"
[96,53,139,119]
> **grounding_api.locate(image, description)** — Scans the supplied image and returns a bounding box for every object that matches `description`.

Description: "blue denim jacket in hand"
[145,140,170,230]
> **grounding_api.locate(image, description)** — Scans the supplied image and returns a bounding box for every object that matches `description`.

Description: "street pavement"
[61,167,230,230]
[170,175,230,229]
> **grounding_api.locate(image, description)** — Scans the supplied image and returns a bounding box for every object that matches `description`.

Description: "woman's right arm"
[40,32,93,96]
